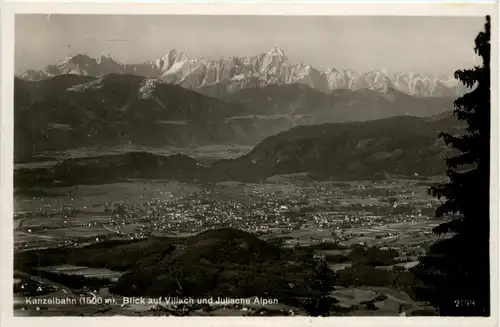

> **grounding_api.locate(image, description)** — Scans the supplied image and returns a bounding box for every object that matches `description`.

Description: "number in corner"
[454,300,476,307]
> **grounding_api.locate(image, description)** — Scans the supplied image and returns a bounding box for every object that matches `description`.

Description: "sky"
[15,15,485,75]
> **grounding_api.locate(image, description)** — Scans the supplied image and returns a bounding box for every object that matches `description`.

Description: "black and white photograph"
[4,5,497,320]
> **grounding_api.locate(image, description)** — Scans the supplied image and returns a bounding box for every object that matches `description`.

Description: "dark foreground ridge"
[16,228,312,304]
[15,227,427,315]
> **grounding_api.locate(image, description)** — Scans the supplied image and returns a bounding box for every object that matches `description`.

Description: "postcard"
[1,2,498,327]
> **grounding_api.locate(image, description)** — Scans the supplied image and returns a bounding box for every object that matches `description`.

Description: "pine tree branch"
[475,29,491,63]
[440,133,478,153]
[432,218,464,235]
[435,199,459,217]
[454,89,481,113]
[428,184,447,199]
[449,167,478,185]
[454,66,483,89]
[446,151,478,168]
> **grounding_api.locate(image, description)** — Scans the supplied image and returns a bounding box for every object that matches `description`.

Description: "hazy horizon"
[15,14,485,76]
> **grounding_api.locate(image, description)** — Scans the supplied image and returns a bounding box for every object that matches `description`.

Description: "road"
[14,218,26,230]
[15,270,77,298]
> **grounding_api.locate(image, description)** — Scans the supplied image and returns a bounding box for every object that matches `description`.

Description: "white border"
[1,2,498,15]
[1,2,499,327]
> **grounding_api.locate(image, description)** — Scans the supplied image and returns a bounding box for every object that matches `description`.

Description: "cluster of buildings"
[15,180,442,250]
[91,181,440,242]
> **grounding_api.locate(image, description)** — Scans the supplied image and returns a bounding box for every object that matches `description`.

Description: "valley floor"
[14,175,444,316]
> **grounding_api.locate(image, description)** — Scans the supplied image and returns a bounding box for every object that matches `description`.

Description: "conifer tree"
[304,256,336,316]
[411,16,491,316]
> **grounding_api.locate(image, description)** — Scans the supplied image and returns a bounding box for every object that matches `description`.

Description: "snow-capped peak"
[267,46,286,57]
[96,54,117,64]
[20,47,462,97]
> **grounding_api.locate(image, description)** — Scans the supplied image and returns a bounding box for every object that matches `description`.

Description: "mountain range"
[14,73,456,161]
[14,74,249,160]
[19,47,466,98]
[223,84,455,122]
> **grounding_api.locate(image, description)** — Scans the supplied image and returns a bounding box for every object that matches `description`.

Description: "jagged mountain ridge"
[20,47,464,97]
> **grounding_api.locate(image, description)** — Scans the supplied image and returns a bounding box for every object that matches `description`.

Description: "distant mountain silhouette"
[208,114,463,181]
[223,84,455,122]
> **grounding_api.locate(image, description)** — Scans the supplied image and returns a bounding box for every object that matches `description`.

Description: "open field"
[15,145,254,168]
[37,265,124,281]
